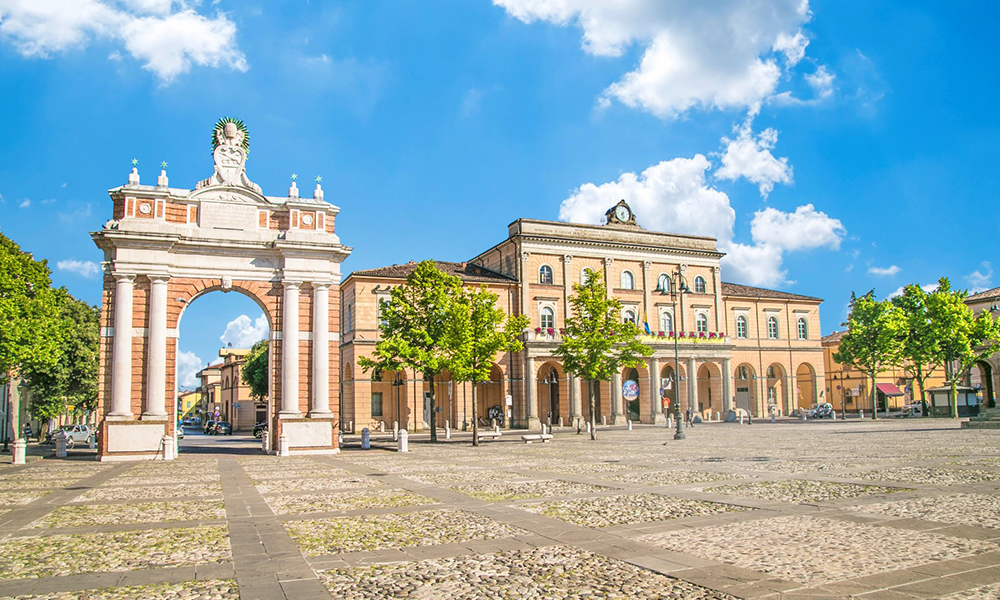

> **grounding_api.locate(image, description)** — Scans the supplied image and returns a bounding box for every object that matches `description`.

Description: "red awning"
[876,383,904,396]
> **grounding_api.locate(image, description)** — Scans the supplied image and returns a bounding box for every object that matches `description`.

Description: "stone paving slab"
[519,492,750,528]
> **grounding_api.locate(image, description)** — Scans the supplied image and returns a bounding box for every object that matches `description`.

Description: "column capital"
[643,260,653,271]
[147,273,170,283]
[113,273,136,283]
[312,282,331,291]
[563,254,573,264]
[604,257,614,267]
[283,279,302,290]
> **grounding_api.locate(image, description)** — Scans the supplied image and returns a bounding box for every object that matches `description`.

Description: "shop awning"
[876,383,904,397]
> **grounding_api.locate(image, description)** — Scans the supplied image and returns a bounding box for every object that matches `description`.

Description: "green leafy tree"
[450,286,529,446]
[892,284,941,416]
[925,278,1000,418]
[555,272,651,440]
[834,291,906,419]
[241,339,269,402]
[0,233,62,384]
[359,261,465,442]
[22,290,99,431]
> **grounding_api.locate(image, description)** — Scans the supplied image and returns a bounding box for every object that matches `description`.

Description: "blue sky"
[0,1,996,388]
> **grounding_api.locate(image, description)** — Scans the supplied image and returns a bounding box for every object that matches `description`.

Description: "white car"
[59,424,93,447]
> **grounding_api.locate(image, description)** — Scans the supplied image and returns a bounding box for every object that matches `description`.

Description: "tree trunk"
[870,375,878,420]
[947,361,958,419]
[428,374,438,442]
[589,379,597,441]
[916,365,928,417]
[471,379,479,447]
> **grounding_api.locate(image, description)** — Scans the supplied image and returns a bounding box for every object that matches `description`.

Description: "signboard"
[200,201,258,231]
[504,394,513,406]
[622,380,639,401]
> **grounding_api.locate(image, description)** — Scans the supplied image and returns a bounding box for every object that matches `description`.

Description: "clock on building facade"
[605,199,638,226]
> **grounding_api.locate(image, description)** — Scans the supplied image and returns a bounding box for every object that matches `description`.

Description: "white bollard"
[859,410,864,419]
[393,421,399,441]
[361,427,371,450]
[445,424,451,440]
[349,420,354,433]
[338,430,344,446]
[398,429,409,453]
[666,416,673,429]
[13,438,26,464]
[558,417,564,428]
[55,432,67,458]
[494,424,501,435]
[771,413,776,423]
[831,410,837,420]
[739,414,745,425]
[627,420,633,431]
[161,435,174,460]
[89,434,96,450]
[586,422,592,434]
[715,411,720,421]
[801,411,807,421]
[262,429,269,452]
[278,433,290,457]
[601,415,607,426]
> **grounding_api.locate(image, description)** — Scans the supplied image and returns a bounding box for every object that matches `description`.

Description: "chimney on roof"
[408,260,415,265]
[461,262,467,269]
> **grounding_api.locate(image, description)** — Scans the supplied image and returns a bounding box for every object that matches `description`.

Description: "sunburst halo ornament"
[211,117,250,155]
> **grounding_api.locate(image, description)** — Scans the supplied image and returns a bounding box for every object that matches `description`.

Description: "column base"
[525,416,542,431]
[611,414,626,425]
[308,410,334,418]
[98,420,167,461]
[106,412,135,421]
[140,413,168,420]
[651,413,667,425]
[278,411,303,419]
[277,418,338,453]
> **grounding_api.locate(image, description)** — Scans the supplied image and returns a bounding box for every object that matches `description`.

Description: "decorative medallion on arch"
[92,118,353,461]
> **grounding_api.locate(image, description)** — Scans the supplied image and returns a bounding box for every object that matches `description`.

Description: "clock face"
[615,205,630,221]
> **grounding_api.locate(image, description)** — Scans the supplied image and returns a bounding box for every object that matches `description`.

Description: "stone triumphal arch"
[92,118,352,460]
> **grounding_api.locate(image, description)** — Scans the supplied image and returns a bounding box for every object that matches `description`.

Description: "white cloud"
[176,350,202,388]
[716,114,793,198]
[750,204,844,252]
[0,0,246,83]
[56,259,100,278]
[495,0,812,119]
[219,313,268,349]
[966,261,993,293]
[868,265,900,277]
[557,157,844,288]
[558,155,735,242]
[18,198,30,208]
[805,65,835,98]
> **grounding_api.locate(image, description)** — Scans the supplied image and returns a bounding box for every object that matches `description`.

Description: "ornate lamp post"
[392,372,405,430]
[656,271,690,440]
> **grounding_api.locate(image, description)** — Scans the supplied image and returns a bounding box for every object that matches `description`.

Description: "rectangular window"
[371,392,383,417]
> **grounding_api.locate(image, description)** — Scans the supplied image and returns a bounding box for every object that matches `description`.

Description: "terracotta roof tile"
[721,281,822,302]
[349,261,515,284]
[966,285,1000,303]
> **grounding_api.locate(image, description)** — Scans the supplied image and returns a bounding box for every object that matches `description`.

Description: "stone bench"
[478,431,502,441]
[521,434,553,444]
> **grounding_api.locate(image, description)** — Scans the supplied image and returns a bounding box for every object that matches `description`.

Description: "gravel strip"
[264,490,435,515]
[0,479,78,491]
[404,471,531,484]
[854,467,1000,486]
[847,493,1000,529]
[320,546,737,600]
[705,479,909,503]
[73,483,222,502]
[285,509,525,555]
[639,515,998,584]
[601,470,740,486]
[0,491,50,506]
[255,476,384,494]
[521,493,747,528]
[531,462,646,475]
[0,578,238,600]
[104,474,220,486]
[0,526,231,579]
[29,500,225,528]
[452,480,616,501]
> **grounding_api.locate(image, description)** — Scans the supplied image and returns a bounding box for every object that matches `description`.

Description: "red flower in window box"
[535,327,542,334]
[546,327,554,335]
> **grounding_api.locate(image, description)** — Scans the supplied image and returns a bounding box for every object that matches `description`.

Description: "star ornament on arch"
[291,173,297,181]
[160,161,168,169]
[131,158,138,166]
[315,176,323,183]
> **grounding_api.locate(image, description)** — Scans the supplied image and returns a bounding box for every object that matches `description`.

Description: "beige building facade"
[340,202,828,432]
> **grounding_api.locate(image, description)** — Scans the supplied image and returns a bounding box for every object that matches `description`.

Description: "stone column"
[722,358,733,413]
[568,374,581,425]
[310,283,332,416]
[712,266,723,331]
[650,356,665,424]
[109,274,135,420]
[524,356,540,430]
[142,275,169,419]
[611,371,623,424]
[687,357,697,414]
[280,281,302,417]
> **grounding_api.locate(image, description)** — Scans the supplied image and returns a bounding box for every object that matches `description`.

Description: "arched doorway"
[474,364,505,428]
[92,118,351,460]
[971,361,995,408]
[537,362,563,424]
[734,364,758,416]
[796,363,817,409]
[766,363,787,416]
[622,367,641,421]
[698,363,723,418]
[660,363,687,418]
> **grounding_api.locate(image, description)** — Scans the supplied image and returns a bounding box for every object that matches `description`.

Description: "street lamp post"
[656,271,690,441]
[392,372,405,431]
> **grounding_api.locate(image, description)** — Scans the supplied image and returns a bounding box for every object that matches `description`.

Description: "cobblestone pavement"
[2,419,1000,599]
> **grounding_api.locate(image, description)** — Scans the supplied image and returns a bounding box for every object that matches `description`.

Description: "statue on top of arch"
[196,117,263,194]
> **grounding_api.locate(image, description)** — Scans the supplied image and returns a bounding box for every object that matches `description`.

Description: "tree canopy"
[241,339,269,402]
[449,285,528,445]
[891,283,941,415]
[556,271,651,439]
[359,261,466,442]
[834,291,906,419]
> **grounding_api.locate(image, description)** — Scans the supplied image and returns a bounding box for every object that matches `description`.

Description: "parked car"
[211,421,233,435]
[253,422,267,439]
[203,420,216,434]
[176,424,185,439]
[809,403,834,419]
[59,424,93,447]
